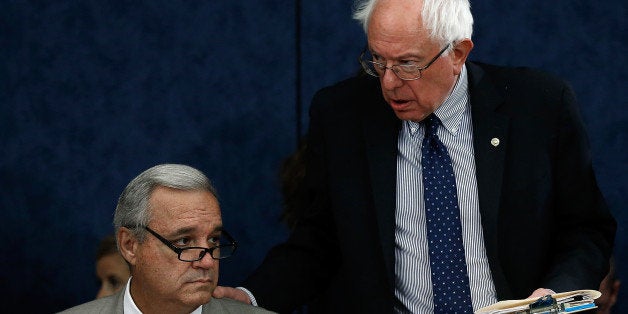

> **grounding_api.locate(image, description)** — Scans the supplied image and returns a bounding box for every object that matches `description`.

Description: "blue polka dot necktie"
[422,114,473,313]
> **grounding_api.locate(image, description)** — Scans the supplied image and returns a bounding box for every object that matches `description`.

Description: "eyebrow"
[371,50,423,62]
[168,225,224,238]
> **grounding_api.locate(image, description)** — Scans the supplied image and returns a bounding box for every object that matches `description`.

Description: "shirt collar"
[123,277,142,314]
[406,64,469,137]
[124,277,203,314]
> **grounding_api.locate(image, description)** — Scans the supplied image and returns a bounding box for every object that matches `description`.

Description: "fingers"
[528,288,556,299]
[212,286,252,304]
[212,286,227,298]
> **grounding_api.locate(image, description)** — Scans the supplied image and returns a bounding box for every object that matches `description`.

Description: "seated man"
[61,164,274,314]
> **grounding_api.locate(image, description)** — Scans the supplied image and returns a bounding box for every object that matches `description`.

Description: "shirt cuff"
[236,287,258,307]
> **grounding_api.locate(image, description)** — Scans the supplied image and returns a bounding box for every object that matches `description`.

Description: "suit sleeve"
[541,84,616,291]
[241,88,341,313]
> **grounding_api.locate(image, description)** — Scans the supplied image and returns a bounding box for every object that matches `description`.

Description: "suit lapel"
[115,285,126,313]
[362,80,401,292]
[467,62,512,298]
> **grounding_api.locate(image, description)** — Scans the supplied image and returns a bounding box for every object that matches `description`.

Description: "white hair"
[353,0,474,46]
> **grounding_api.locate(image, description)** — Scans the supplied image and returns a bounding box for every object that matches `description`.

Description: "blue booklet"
[475,289,600,314]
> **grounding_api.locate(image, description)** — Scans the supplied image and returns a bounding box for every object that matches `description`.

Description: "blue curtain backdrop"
[1,1,626,312]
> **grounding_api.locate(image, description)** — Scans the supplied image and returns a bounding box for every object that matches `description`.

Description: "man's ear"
[117,227,139,266]
[451,38,474,74]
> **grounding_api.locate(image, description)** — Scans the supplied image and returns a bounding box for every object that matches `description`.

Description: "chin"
[182,290,213,307]
[183,282,214,298]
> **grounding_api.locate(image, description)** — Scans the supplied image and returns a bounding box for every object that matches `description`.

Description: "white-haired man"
[215,0,616,312]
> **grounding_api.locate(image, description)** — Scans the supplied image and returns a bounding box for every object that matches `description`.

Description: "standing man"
[61,164,274,314]
[214,0,616,312]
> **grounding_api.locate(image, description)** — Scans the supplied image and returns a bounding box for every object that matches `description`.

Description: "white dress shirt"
[123,277,203,314]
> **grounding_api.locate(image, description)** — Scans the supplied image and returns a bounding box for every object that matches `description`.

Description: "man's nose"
[192,250,218,269]
[381,67,403,90]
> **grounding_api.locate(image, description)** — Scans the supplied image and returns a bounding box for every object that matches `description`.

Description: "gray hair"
[353,0,474,47]
[113,164,217,241]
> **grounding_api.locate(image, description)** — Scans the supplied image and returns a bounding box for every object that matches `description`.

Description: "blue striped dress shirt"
[394,65,497,312]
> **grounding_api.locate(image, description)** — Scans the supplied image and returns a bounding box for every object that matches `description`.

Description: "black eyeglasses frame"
[143,226,237,262]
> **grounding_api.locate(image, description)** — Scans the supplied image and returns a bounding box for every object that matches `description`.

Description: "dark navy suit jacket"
[243,62,616,313]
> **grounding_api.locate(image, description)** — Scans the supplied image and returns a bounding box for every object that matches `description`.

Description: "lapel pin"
[491,138,500,147]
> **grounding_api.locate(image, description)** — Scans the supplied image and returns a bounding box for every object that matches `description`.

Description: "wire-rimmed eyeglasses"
[144,226,237,262]
[358,43,451,80]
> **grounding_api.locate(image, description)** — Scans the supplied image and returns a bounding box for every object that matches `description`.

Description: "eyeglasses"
[358,43,451,80]
[144,226,237,262]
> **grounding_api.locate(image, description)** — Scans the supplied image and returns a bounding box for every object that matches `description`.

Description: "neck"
[130,281,199,314]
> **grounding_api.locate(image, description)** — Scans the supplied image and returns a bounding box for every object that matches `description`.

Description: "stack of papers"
[475,289,601,314]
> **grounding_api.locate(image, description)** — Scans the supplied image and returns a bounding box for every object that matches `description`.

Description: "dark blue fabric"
[1,1,626,312]
[422,115,473,313]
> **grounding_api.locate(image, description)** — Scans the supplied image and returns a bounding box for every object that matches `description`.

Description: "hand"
[212,286,252,304]
[527,288,556,299]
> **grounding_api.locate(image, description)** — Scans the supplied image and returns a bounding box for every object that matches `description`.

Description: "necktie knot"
[424,114,441,138]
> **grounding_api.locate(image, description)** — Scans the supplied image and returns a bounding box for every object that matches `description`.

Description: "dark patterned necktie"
[421,114,473,313]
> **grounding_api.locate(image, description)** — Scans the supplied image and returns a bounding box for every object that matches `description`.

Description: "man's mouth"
[190,278,213,284]
[389,98,411,108]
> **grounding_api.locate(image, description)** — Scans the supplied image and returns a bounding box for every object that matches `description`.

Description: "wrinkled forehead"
[148,187,222,230]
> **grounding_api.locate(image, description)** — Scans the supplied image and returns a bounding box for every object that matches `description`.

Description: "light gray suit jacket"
[59,287,275,314]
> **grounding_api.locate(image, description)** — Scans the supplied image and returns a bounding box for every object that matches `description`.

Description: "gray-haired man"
[61,164,274,314]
